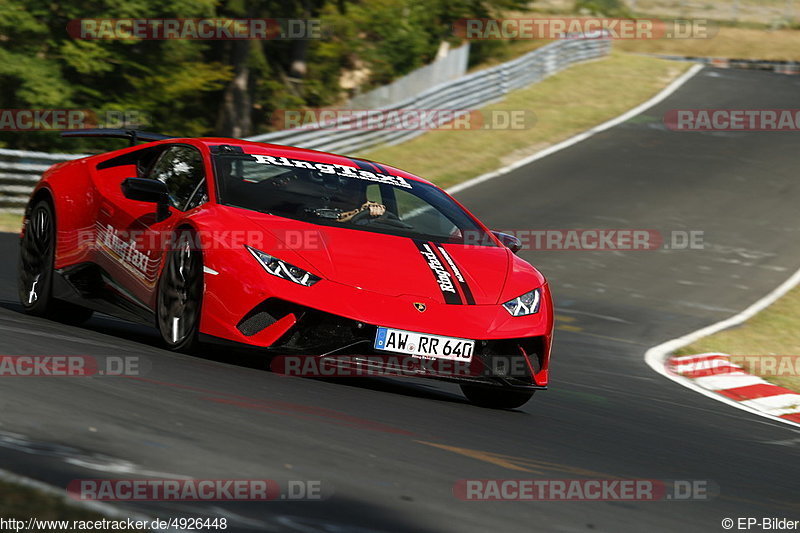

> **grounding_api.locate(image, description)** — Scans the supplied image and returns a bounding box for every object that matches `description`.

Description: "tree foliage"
[0,0,529,151]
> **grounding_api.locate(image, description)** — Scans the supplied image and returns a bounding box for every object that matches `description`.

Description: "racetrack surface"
[1,67,799,532]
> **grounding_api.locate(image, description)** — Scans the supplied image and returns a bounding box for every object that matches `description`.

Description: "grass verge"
[675,286,800,393]
[360,51,691,188]
[533,0,797,28]
[617,27,800,62]
[0,478,109,528]
[0,212,22,234]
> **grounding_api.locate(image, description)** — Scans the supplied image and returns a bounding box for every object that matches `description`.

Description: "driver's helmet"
[330,179,366,210]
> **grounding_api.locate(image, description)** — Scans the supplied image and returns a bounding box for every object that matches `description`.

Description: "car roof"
[176,137,435,187]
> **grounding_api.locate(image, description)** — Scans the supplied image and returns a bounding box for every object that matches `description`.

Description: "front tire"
[157,230,203,352]
[17,199,93,324]
[460,385,535,409]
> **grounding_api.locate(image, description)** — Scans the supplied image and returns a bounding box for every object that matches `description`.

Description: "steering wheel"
[349,208,374,224]
[362,210,414,229]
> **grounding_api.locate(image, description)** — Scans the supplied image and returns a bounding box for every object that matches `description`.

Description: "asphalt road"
[1,67,799,532]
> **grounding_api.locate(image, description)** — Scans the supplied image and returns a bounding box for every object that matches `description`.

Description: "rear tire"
[17,200,93,325]
[157,230,203,352]
[460,385,534,409]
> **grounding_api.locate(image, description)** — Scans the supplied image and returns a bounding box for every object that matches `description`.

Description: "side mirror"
[121,177,170,221]
[492,231,522,254]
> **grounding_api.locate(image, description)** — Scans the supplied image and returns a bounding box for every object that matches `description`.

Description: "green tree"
[0,0,532,149]
[0,0,231,150]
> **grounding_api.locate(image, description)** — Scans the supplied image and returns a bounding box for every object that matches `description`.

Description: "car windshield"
[213,153,495,245]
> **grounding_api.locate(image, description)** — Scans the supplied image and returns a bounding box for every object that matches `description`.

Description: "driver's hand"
[337,201,386,222]
[363,201,385,217]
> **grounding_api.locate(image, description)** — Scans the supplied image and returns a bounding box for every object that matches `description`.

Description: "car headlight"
[246,246,320,287]
[502,288,541,316]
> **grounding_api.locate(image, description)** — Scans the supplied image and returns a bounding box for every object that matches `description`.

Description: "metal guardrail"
[0,35,611,213]
[0,149,86,212]
[248,36,611,152]
[347,43,471,110]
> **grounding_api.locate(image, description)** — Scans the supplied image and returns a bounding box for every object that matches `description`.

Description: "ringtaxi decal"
[102,224,151,275]
[419,243,456,295]
[250,154,412,189]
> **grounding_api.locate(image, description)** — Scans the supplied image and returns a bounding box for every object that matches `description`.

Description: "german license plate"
[374,327,474,361]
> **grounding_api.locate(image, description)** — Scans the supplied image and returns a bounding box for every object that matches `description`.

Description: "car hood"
[245,214,512,305]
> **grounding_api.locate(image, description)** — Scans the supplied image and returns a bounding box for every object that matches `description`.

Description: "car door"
[95,144,208,309]
[137,144,208,308]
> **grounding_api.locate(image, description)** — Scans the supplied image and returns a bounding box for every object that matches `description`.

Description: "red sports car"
[17,130,553,408]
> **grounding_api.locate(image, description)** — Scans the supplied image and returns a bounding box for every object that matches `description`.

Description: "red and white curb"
[645,261,800,429]
[666,353,800,425]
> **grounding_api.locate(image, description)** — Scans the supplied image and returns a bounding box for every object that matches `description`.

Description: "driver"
[332,180,386,222]
[298,172,387,222]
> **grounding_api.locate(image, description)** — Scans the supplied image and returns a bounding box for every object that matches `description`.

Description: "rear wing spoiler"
[61,129,175,147]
